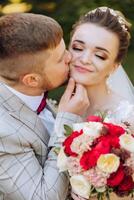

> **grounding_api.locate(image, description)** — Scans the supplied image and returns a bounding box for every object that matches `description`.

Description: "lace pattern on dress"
[106,100,134,130]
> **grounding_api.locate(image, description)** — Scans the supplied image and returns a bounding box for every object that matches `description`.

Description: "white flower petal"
[97,154,120,173]
[96,186,106,193]
[57,147,68,172]
[73,122,88,132]
[83,122,103,138]
[70,175,91,199]
[119,134,134,152]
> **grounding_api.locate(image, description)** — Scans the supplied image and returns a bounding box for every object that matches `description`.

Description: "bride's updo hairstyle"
[71,7,131,63]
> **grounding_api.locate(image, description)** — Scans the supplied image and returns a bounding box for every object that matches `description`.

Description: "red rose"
[94,136,111,153]
[110,135,120,148]
[103,123,125,137]
[80,149,100,170]
[63,130,83,156]
[86,115,103,122]
[98,134,120,148]
[80,137,110,170]
[118,176,134,192]
[107,165,125,187]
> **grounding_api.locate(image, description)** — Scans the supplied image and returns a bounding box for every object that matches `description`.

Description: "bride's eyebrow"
[73,40,84,44]
[95,46,110,54]
[73,40,110,54]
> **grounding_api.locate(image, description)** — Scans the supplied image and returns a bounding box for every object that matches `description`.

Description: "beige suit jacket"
[0,83,82,200]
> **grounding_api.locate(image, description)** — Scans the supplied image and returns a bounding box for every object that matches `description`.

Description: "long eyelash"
[96,55,106,60]
[72,47,83,51]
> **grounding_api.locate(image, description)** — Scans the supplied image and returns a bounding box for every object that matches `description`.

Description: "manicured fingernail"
[69,77,74,82]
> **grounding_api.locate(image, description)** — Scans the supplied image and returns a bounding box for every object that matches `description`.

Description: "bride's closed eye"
[71,44,83,51]
[95,52,107,60]
[72,47,83,51]
[95,54,106,60]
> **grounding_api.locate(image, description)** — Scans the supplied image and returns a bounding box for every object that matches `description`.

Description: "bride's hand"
[58,78,90,116]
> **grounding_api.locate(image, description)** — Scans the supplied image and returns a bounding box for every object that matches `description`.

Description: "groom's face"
[40,39,71,91]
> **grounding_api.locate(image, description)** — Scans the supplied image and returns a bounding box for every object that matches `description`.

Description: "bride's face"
[69,23,119,86]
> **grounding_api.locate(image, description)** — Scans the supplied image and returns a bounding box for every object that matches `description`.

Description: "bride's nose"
[80,51,92,65]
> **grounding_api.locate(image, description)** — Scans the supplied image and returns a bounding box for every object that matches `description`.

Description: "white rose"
[97,154,120,173]
[96,186,106,193]
[70,134,93,155]
[119,134,134,152]
[70,175,91,199]
[73,122,88,132]
[83,122,103,138]
[57,147,68,172]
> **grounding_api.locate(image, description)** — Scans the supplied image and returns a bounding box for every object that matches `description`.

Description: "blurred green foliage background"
[0,0,134,100]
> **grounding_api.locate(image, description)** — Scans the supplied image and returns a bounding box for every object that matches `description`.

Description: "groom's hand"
[58,78,90,116]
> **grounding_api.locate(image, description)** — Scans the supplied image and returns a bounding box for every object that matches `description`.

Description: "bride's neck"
[85,81,111,114]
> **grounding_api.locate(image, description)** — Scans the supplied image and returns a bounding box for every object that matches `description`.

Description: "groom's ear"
[21,73,41,87]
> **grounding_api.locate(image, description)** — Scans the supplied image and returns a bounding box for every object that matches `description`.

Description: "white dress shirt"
[5,85,55,135]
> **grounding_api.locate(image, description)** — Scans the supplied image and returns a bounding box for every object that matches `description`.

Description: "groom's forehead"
[46,39,66,61]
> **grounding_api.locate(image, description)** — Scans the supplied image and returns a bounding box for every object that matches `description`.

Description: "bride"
[67,6,134,200]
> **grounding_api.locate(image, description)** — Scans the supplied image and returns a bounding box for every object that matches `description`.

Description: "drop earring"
[106,74,111,95]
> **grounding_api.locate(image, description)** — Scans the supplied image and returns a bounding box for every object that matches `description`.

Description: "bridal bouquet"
[57,115,134,200]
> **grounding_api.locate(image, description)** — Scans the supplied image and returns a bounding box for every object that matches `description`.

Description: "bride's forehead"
[72,24,119,49]
[73,23,115,39]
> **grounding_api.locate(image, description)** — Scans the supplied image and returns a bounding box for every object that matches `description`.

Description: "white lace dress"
[105,100,134,131]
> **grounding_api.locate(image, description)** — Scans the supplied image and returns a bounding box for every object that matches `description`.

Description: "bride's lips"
[74,65,94,73]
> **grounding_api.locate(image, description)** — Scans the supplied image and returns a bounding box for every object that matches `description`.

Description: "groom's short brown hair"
[0,13,63,83]
[0,13,63,58]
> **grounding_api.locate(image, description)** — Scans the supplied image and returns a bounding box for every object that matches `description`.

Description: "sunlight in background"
[37,2,56,12]
[0,1,56,14]
[10,0,23,3]
[0,0,32,14]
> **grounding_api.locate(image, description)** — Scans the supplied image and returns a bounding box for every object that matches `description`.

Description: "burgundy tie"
[37,91,48,115]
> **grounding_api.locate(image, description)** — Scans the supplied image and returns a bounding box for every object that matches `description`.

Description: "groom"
[0,13,89,200]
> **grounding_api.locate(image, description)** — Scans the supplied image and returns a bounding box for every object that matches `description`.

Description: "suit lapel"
[46,99,57,119]
[0,83,49,144]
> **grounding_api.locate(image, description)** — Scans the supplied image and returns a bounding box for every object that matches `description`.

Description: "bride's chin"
[70,76,88,85]
[70,72,87,82]
[70,74,79,81]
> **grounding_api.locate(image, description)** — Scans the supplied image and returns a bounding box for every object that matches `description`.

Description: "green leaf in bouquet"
[107,188,113,193]
[97,193,105,200]
[64,124,73,136]
[89,186,96,197]
[95,110,108,121]
[105,190,110,200]
[53,147,61,155]
[90,186,96,194]
[130,189,134,198]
